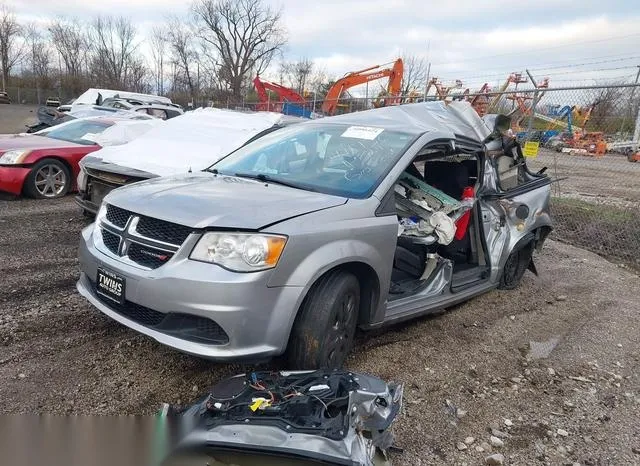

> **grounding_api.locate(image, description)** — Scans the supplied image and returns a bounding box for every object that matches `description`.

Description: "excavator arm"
[321,58,403,115]
[253,76,306,111]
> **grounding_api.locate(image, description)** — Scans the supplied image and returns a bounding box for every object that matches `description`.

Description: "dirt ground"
[1,196,639,466]
[1,106,640,464]
[0,104,40,133]
[527,150,640,209]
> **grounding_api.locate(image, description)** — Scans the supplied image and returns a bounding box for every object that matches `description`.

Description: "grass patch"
[550,197,640,270]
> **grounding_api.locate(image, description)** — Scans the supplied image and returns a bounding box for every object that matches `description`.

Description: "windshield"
[212,123,415,198]
[38,120,112,145]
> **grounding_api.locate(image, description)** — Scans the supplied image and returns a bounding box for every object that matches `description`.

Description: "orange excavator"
[321,58,403,115]
[253,76,306,112]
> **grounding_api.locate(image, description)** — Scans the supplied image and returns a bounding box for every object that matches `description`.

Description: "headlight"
[0,149,30,164]
[96,202,107,224]
[190,232,287,272]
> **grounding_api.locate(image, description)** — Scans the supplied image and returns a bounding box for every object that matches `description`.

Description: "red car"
[0,116,156,199]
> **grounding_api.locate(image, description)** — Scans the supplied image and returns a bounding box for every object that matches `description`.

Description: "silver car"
[76,101,552,369]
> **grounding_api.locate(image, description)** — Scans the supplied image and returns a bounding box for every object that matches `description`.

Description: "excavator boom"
[253,76,306,111]
[321,58,403,115]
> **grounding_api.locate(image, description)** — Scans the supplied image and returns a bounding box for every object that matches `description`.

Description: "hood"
[90,140,227,176]
[87,108,288,177]
[105,172,347,229]
[0,134,83,151]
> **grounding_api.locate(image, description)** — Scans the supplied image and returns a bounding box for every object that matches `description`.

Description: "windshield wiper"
[233,172,310,191]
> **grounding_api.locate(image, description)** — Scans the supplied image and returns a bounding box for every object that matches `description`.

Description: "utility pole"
[365,81,370,109]
[619,65,640,137]
[525,69,540,139]
[424,40,431,101]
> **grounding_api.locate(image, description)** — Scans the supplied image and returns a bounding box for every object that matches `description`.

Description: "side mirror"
[483,114,512,144]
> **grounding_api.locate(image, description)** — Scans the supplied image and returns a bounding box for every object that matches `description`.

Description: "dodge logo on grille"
[138,249,170,261]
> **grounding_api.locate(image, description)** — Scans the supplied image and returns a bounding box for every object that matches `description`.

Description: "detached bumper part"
[161,370,404,466]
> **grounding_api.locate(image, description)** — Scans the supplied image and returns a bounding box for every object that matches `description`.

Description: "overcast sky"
[7,0,640,91]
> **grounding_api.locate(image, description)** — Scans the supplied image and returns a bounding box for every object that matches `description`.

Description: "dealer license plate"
[96,267,126,305]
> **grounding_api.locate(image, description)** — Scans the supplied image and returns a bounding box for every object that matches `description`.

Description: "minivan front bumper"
[76,224,305,361]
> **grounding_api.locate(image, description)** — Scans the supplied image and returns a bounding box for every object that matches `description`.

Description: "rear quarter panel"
[481,159,552,281]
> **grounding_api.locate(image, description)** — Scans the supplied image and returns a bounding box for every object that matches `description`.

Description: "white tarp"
[68,106,156,120]
[91,119,164,147]
[87,108,289,176]
[70,88,172,112]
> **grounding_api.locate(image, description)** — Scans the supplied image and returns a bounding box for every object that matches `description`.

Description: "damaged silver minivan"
[76,101,552,369]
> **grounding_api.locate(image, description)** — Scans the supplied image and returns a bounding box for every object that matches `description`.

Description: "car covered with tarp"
[75,108,304,214]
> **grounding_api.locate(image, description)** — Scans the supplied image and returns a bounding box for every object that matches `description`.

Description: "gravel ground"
[1,196,639,466]
[0,104,40,133]
[527,150,640,208]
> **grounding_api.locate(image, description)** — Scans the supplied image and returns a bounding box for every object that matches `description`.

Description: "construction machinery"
[321,58,403,115]
[487,72,529,113]
[253,76,311,117]
[425,78,465,101]
[466,83,492,116]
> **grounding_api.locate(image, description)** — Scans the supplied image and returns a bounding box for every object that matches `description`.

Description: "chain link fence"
[7,83,639,269]
[502,84,640,271]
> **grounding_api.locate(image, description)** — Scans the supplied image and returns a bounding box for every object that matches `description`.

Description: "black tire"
[288,270,360,370]
[499,244,533,290]
[24,158,71,199]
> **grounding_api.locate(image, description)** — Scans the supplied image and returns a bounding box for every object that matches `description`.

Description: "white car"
[75,108,304,214]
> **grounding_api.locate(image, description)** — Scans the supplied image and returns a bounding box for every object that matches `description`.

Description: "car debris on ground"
[160,370,403,466]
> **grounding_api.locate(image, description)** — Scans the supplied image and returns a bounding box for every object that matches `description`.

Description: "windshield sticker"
[341,126,384,140]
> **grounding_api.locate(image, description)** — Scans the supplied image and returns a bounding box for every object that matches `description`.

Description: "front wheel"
[24,158,71,199]
[499,244,533,290]
[287,270,360,370]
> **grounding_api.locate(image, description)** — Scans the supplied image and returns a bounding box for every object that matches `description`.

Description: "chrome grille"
[98,203,193,269]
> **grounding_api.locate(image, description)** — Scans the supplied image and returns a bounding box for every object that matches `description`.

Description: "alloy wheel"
[34,164,67,198]
[325,292,357,367]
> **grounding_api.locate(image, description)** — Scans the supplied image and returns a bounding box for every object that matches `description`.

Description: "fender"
[268,238,387,289]
[267,238,390,328]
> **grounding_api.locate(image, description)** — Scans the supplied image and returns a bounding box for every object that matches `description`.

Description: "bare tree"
[280,57,313,94]
[149,26,166,94]
[586,84,624,132]
[0,4,24,89]
[193,0,286,101]
[166,17,198,98]
[124,56,151,93]
[48,18,89,77]
[88,16,139,89]
[400,54,428,96]
[25,24,51,83]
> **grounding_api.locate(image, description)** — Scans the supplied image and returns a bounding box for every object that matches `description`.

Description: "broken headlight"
[190,232,287,272]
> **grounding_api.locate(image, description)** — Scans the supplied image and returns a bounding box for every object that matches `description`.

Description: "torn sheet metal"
[160,370,403,466]
[395,171,475,246]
